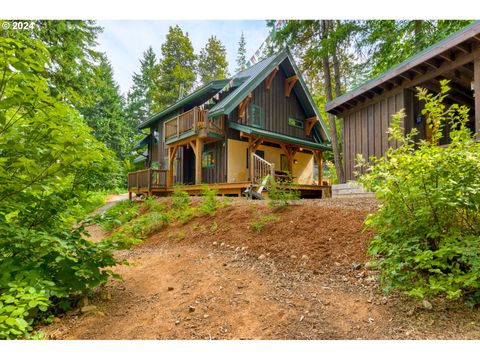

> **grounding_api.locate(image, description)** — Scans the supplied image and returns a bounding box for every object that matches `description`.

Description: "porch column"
[195,139,203,184]
[313,150,323,186]
[167,145,178,187]
[475,56,480,140]
[280,144,298,176]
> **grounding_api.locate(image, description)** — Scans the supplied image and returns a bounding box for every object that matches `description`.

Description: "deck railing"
[251,153,275,184]
[128,169,168,190]
[164,106,223,140]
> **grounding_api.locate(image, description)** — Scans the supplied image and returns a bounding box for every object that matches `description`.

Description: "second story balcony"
[164,106,224,144]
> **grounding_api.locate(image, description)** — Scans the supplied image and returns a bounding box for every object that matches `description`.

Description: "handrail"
[164,107,223,140]
[128,169,168,190]
[252,153,275,185]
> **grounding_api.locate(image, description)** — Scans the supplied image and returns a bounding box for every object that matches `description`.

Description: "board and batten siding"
[202,140,226,184]
[342,89,405,181]
[229,68,315,142]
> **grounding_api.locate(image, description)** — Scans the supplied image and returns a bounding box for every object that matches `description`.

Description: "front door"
[182,146,195,185]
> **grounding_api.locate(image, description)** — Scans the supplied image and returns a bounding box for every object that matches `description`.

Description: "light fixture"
[293,159,299,165]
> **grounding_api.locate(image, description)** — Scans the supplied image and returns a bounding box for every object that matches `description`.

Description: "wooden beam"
[455,43,470,54]
[238,93,252,119]
[265,66,279,91]
[284,75,298,97]
[189,140,197,158]
[305,116,317,136]
[167,145,179,187]
[195,138,202,184]
[475,56,480,139]
[313,150,323,185]
[409,48,480,89]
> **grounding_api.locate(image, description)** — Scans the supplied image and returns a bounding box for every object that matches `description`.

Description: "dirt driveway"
[43,198,480,340]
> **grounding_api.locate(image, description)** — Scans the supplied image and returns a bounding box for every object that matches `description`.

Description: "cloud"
[95,20,270,95]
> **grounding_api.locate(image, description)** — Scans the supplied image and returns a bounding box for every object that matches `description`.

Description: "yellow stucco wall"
[226,139,315,184]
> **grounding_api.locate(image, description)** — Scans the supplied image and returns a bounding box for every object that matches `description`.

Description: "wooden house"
[128,48,332,198]
[325,21,480,181]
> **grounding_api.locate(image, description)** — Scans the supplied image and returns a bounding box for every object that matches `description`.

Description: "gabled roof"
[209,48,331,142]
[139,79,229,129]
[325,21,480,115]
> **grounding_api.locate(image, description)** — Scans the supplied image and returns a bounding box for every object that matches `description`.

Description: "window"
[288,117,304,129]
[280,154,289,172]
[202,150,215,168]
[249,104,262,128]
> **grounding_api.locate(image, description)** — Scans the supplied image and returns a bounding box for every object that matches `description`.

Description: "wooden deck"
[128,177,330,199]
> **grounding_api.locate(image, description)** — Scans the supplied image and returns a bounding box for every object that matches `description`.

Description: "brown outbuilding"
[325,21,480,181]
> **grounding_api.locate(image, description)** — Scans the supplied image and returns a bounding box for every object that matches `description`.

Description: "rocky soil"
[42,197,480,340]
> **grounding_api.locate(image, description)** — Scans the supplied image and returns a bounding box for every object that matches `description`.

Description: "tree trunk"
[321,20,346,183]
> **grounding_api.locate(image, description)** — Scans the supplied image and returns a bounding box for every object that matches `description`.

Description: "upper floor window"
[288,117,304,129]
[249,104,262,128]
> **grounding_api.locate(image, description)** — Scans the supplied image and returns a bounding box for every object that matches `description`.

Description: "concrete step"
[332,182,373,197]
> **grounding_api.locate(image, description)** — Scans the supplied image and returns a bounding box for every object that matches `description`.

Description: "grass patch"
[249,213,280,232]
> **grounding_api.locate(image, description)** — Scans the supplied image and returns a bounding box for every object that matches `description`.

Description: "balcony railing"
[128,169,168,190]
[164,106,224,141]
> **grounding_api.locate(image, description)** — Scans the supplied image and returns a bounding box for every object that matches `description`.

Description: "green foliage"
[171,189,191,211]
[0,36,129,339]
[267,176,300,209]
[356,20,473,81]
[357,80,480,304]
[152,25,196,112]
[125,46,158,131]
[235,32,247,73]
[324,160,338,185]
[249,213,280,232]
[78,55,130,160]
[93,200,140,231]
[199,186,220,216]
[198,35,229,84]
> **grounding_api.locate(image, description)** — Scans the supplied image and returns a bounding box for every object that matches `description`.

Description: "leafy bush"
[0,36,129,338]
[93,200,140,231]
[357,80,480,304]
[199,185,220,216]
[267,176,300,209]
[171,189,191,211]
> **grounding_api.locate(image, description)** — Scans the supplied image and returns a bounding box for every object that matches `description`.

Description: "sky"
[95,20,271,96]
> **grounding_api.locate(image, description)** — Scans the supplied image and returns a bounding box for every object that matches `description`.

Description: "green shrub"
[199,185,220,216]
[0,37,129,339]
[171,189,191,210]
[93,200,140,231]
[357,80,480,305]
[267,176,300,209]
[249,213,280,232]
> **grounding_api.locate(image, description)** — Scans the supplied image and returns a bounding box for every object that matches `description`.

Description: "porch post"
[314,150,323,186]
[167,145,178,187]
[474,56,480,140]
[195,139,203,184]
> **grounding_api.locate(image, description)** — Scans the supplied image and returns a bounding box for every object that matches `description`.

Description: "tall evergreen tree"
[125,46,158,132]
[198,36,229,84]
[1,20,103,108]
[235,32,247,73]
[153,25,197,111]
[78,55,129,159]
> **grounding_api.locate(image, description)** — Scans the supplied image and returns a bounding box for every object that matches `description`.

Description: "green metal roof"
[139,79,229,129]
[209,48,331,142]
[325,20,480,113]
[229,122,332,151]
[134,134,151,150]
